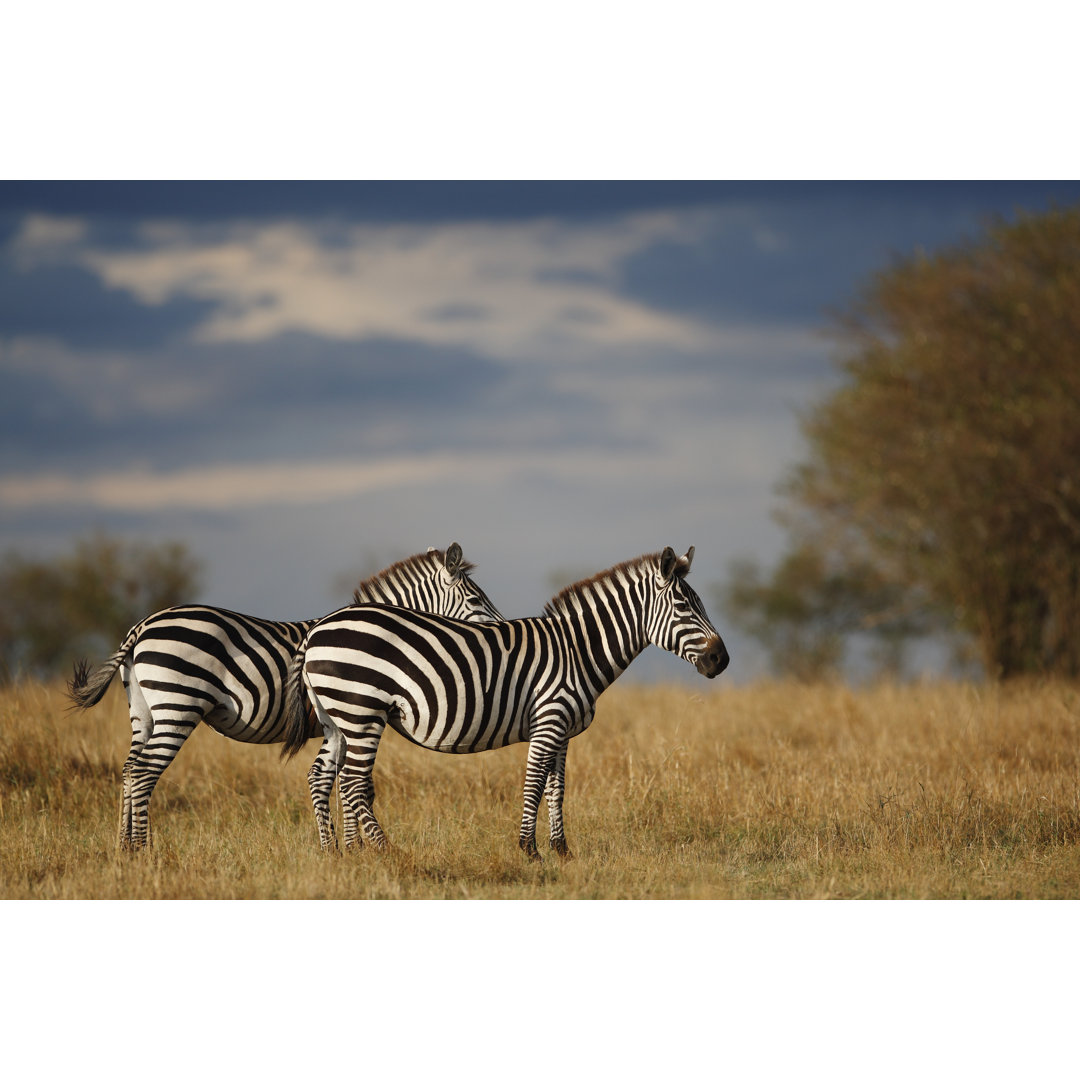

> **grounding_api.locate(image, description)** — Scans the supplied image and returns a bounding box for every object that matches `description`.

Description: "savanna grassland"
[1,677,1078,899]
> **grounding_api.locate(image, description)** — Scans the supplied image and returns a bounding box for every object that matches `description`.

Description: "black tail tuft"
[67,654,120,710]
[69,657,92,695]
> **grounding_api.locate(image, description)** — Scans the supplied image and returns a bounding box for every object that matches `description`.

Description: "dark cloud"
[228,332,499,398]
[0,181,744,224]
[616,184,1080,328]
[0,257,215,348]
[618,223,846,327]
[1,332,621,474]
[0,367,88,445]
[4,180,1080,228]
[1,334,486,462]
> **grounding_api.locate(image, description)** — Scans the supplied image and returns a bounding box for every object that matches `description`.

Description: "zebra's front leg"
[544,746,573,859]
[519,727,563,861]
[337,719,389,851]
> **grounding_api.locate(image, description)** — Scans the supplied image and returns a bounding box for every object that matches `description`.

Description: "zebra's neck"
[353,558,432,606]
[546,576,650,698]
[354,579,404,604]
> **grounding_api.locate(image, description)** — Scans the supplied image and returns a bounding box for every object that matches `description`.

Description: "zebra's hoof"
[520,839,542,862]
[550,839,574,860]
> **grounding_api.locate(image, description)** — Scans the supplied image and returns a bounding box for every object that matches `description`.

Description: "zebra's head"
[431,542,504,623]
[352,543,503,623]
[645,546,729,679]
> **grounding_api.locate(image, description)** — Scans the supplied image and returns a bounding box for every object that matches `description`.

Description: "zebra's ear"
[659,546,678,581]
[444,542,464,577]
[681,546,695,573]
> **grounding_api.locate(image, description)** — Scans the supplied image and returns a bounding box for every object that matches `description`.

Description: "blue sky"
[4,180,1080,681]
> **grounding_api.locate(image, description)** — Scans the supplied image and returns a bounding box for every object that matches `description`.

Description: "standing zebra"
[68,544,502,850]
[282,547,728,858]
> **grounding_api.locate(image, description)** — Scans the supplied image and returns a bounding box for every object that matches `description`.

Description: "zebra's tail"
[280,643,313,761]
[67,627,137,710]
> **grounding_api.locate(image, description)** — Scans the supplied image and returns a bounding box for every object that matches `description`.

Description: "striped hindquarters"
[130,605,311,742]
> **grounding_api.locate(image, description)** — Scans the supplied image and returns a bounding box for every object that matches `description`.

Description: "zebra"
[68,543,502,850]
[281,546,729,859]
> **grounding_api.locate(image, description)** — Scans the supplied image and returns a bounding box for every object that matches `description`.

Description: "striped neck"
[352,551,446,606]
[543,558,655,694]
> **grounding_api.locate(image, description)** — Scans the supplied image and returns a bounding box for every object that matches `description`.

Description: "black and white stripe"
[283,547,728,858]
[68,544,502,849]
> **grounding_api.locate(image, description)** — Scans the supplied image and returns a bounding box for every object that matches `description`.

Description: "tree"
[0,533,204,680]
[725,204,1080,680]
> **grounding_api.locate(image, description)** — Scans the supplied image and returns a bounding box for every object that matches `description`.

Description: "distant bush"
[0,533,203,680]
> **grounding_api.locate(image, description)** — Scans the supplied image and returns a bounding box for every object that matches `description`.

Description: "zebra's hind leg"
[306,756,339,851]
[544,747,573,860]
[119,754,136,851]
[338,720,389,851]
[339,770,386,851]
[338,785,361,850]
[306,712,347,851]
[126,715,199,850]
[118,744,145,851]
[117,673,153,851]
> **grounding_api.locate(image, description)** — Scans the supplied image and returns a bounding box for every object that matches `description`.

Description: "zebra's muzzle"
[694,636,729,679]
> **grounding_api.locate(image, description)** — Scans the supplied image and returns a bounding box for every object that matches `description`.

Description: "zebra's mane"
[352,549,475,604]
[543,551,689,618]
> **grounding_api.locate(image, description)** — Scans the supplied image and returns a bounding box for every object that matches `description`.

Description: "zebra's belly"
[386,698,530,755]
[203,707,288,744]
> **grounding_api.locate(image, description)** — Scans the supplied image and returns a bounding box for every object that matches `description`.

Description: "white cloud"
[8,209,810,364]
[0,456,466,511]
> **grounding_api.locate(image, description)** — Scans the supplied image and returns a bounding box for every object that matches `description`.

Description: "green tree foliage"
[0,534,204,680]
[724,203,1080,680]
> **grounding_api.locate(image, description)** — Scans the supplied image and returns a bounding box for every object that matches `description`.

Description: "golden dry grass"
[1,677,1078,898]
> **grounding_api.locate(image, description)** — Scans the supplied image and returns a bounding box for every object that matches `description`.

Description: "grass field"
[1,676,1078,899]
